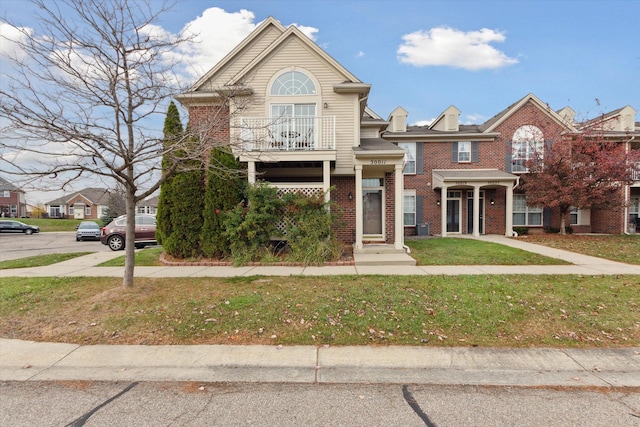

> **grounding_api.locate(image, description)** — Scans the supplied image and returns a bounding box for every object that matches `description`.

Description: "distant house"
[0,176,27,218]
[45,188,110,220]
[137,195,158,215]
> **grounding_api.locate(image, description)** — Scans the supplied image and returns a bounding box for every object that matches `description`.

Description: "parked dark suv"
[100,214,157,251]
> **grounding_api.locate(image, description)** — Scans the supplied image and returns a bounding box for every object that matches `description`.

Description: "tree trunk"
[123,186,136,288]
[559,212,566,236]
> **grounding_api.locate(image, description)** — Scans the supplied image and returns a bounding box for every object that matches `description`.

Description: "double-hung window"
[399,142,416,174]
[513,194,542,226]
[457,141,471,162]
[403,190,416,226]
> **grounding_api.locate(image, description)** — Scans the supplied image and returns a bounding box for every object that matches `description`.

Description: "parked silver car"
[76,221,101,241]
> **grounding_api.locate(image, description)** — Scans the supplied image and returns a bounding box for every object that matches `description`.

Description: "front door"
[467,191,484,234]
[446,191,461,233]
[362,178,384,237]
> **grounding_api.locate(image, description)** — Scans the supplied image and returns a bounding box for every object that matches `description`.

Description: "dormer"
[387,106,408,132]
[557,106,576,126]
[620,106,637,131]
[430,105,461,132]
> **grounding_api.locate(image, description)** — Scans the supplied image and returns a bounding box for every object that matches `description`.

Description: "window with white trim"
[399,142,416,174]
[513,194,542,226]
[85,206,91,216]
[457,141,471,162]
[570,207,578,225]
[512,125,544,172]
[630,196,639,223]
[403,190,416,226]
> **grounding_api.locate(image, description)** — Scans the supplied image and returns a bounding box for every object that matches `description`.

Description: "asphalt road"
[0,232,109,262]
[1,382,638,426]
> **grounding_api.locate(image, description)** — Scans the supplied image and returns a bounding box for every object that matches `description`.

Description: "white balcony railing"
[238,116,335,152]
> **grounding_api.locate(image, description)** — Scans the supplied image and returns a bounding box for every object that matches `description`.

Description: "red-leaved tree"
[519,122,640,235]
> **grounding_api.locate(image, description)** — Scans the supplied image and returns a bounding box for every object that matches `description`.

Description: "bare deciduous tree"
[0,0,240,287]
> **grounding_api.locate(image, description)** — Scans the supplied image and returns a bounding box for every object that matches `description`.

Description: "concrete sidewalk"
[1,338,638,387]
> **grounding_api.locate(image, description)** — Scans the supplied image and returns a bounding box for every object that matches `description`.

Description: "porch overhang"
[353,138,406,171]
[432,169,518,189]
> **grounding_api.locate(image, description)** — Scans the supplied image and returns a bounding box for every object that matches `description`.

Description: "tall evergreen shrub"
[201,147,245,258]
[156,101,183,246]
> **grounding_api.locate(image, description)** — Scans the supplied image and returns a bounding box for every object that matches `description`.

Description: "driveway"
[0,232,109,262]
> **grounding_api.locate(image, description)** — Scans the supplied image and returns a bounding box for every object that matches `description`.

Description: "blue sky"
[3,0,638,124]
[1,0,639,203]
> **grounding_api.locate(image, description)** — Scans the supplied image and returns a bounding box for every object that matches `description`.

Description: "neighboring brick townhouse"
[0,176,27,218]
[176,17,640,252]
[45,188,110,220]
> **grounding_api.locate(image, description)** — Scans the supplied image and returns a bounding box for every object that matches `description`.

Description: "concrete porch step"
[353,251,417,266]
[354,244,405,254]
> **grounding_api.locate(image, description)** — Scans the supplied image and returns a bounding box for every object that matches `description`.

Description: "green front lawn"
[18,218,94,232]
[406,238,569,265]
[0,275,637,347]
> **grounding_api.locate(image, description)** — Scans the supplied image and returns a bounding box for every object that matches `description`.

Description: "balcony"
[239,116,335,152]
[633,162,640,182]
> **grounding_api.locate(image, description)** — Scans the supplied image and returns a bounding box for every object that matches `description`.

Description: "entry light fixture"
[348,191,353,200]
[490,198,495,205]
[323,102,329,109]
[436,199,441,206]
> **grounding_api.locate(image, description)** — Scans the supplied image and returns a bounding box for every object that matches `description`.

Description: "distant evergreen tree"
[156,101,183,246]
[201,147,245,258]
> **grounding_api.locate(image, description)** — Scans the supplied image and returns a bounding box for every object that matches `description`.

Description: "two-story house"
[0,175,27,218]
[177,17,406,252]
[178,17,639,247]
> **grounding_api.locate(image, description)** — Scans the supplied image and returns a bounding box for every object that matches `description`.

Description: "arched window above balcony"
[270,70,316,96]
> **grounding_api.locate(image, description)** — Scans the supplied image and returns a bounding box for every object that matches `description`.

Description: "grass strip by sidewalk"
[1,275,637,348]
[0,252,92,270]
[406,238,569,265]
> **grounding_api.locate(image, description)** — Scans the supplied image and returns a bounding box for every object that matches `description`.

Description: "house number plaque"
[370,159,387,165]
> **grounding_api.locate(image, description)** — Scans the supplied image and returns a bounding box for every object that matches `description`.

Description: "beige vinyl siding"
[199,26,283,89]
[235,37,359,173]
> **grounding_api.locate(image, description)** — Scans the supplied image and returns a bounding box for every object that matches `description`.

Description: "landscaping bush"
[282,190,342,265]
[223,182,283,265]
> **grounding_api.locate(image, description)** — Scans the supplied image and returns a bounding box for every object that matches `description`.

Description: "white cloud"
[0,22,31,61]
[464,114,486,124]
[291,23,318,41]
[397,26,518,70]
[355,50,365,58]
[413,119,435,126]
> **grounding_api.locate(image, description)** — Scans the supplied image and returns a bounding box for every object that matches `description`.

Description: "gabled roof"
[188,17,287,92]
[184,17,365,102]
[0,176,22,192]
[46,188,110,205]
[478,93,578,133]
[227,23,362,87]
[578,105,638,133]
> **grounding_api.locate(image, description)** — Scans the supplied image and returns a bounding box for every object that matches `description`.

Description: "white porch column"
[248,161,256,184]
[440,186,448,237]
[394,163,404,250]
[355,164,363,250]
[323,160,331,203]
[505,184,514,236]
[472,185,480,237]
